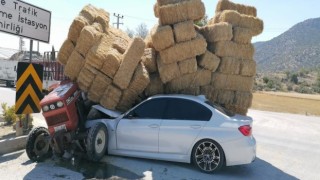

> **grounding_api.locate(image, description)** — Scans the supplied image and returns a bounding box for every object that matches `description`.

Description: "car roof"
[148,94,208,103]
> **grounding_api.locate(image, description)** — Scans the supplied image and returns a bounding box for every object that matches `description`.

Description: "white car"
[85,94,256,173]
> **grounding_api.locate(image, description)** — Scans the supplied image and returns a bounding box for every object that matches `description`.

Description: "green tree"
[195,14,208,27]
[290,73,298,84]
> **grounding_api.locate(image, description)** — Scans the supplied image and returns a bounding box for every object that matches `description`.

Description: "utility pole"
[113,13,124,29]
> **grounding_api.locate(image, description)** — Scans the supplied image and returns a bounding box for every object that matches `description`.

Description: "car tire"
[192,139,224,173]
[26,127,52,162]
[86,123,108,162]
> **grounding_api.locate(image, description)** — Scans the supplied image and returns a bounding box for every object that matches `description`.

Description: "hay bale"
[79,4,98,24]
[157,0,188,6]
[113,37,146,90]
[240,59,256,77]
[75,25,102,56]
[215,90,235,105]
[68,16,89,43]
[112,36,129,54]
[95,9,110,32]
[218,57,241,75]
[87,72,112,103]
[173,20,197,43]
[178,58,197,75]
[64,50,85,81]
[208,12,222,25]
[157,56,180,83]
[194,69,212,86]
[212,73,253,92]
[160,34,207,64]
[116,89,137,112]
[233,27,253,44]
[233,91,252,108]
[154,3,159,17]
[216,10,263,36]
[198,22,233,42]
[197,51,220,72]
[215,0,257,17]
[225,104,248,115]
[144,73,164,96]
[158,0,205,25]
[128,63,150,95]
[57,39,74,65]
[141,48,157,73]
[209,41,254,60]
[151,25,175,51]
[109,26,131,42]
[144,32,154,49]
[85,34,114,70]
[100,48,122,78]
[200,85,215,101]
[180,86,200,95]
[77,63,98,92]
[100,85,122,110]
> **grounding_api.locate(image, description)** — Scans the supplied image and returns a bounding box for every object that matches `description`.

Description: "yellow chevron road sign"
[15,62,43,114]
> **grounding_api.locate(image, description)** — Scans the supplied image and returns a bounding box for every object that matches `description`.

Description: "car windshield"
[205,101,235,117]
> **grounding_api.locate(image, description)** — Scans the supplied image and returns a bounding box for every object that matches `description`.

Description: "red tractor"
[25,81,108,162]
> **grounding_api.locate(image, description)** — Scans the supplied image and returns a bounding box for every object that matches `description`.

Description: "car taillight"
[238,125,252,136]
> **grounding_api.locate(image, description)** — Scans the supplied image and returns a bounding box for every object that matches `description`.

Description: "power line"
[113,13,124,29]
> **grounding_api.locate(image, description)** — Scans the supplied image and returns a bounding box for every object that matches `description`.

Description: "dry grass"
[252,92,320,116]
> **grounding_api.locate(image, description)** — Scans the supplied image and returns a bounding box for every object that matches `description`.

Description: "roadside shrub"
[1,103,17,125]
[287,85,293,91]
[295,86,313,94]
[290,74,298,84]
[263,77,269,84]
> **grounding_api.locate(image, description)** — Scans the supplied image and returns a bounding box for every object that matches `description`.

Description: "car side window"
[128,98,167,119]
[165,98,212,121]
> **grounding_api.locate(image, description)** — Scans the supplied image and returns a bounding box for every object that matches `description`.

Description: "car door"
[116,98,167,152]
[159,98,212,155]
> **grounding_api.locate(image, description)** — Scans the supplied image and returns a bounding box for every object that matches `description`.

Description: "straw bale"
[100,48,122,78]
[108,26,131,43]
[91,22,103,32]
[95,9,110,32]
[166,73,194,93]
[154,3,159,18]
[144,32,154,49]
[57,39,74,65]
[160,34,207,64]
[178,58,197,75]
[158,0,205,25]
[218,57,241,75]
[180,87,200,95]
[225,104,248,115]
[209,41,254,60]
[85,34,114,70]
[87,72,112,102]
[233,27,253,44]
[100,85,122,110]
[198,22,233,42]
[112,36,129,54]
[240,59,256,76]
[216,0,257,17]
[75,25,102,56]
[208,12,221,25]
[215,90,235,105]
[64,51,85,81]
[157,0,188,6]
[113,38,146,90]
[233,91,252,108]
[79,4,98,24]
[77,63,98,92]
[141,48,157,73]
[216,10,263,36]
[151,25,175,51]
[173,20,197,43]
[212,73,253,91]
[116,89,137,112]
[157,56,180,83]
[194,69,212,86]
[144,73,164,96]
[198,51,220,72]
[128,63,150,95]
[200,85,215,101]
[68,16,89,43]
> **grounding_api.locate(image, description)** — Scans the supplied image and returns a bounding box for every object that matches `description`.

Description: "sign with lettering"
[0,0,51,43]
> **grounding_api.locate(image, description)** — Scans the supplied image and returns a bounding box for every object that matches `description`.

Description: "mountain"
[254,17,320,72]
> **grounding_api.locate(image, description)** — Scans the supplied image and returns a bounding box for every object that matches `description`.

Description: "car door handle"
[149,124,159,128]
[190,125,201,129]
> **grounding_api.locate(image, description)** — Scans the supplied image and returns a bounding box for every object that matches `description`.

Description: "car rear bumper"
[222,136,256,166]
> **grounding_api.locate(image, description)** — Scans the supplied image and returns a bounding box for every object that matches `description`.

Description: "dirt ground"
[0,117,16,139]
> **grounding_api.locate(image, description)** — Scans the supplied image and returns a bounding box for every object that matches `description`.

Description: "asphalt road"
[0,86,319,179]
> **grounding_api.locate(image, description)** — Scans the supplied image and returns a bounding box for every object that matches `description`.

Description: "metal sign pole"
[26,40,33,131]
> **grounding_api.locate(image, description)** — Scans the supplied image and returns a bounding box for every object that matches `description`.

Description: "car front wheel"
[192,139,224,173]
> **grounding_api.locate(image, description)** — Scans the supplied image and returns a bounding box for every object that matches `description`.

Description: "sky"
[0,0,320,53]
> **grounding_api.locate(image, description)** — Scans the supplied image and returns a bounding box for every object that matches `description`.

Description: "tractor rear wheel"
[86,123,108,162]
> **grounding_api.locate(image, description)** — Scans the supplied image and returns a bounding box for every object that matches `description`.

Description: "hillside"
[254,17,320,72]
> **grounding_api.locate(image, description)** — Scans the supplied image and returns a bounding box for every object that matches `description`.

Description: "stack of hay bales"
[57,0,263,115]
[198,0,263,114]
[57,5,150,112]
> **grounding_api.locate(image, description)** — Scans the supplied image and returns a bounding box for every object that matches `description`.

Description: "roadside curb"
[0,135,27,155]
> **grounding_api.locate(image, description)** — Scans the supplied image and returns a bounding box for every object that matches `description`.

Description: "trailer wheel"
[26,127,52,162]
[86,123,108,162]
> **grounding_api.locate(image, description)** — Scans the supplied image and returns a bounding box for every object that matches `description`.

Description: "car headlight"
[57,101,64,108]
[43,105,49,112]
